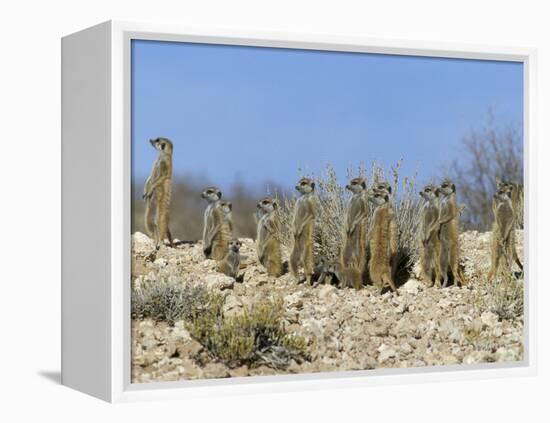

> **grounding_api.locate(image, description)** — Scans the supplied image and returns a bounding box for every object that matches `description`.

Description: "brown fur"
[438,180,465,287]
[143,138,173,249]
[201,187,231,261]
[218,239,241,278]
[290,178,316,285]
[487,189,516,281]
[419,185,442,287]
[494,178,523,272]
[341,178,368,278]
[368,191,398,294]
[256,198,283,277]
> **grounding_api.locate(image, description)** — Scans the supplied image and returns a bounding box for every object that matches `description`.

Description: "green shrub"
[188,299,307,369]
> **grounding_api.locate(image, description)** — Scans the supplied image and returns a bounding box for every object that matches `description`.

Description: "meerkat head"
[201,186,222,203]
[375,181,392,195]
[494,188,512,204]
[368,188,389,207]
[257,197,278,214]
[219,200,232,214]
[439,179,456,196]
[228,239,242,252]
[150,137,173,154]
[295,177,315,195]
[420,184,439,201]
[495,177,516,195]
[346,177,367,194]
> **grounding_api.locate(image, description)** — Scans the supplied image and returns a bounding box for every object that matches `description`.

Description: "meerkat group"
[143,138,523,290]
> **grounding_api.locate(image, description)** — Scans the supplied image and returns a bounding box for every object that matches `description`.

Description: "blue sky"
[131,40,523,192]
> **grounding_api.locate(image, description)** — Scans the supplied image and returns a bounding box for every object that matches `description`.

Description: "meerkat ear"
[273,199,279,209]
[452,183,456,192]
[311,181,316,190]
[361,181,366,189]
[435,187,440,196]
[218,191,222,199]
[227,202,232,210]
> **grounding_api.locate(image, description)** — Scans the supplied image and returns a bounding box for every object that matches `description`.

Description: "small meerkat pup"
[201,186,231,260]
[218,200,234,235]
[217,239,242,278]
[143,137,173,249]
[326,261,362,290]
[438,179,465,287]
[495,177,523,272]
[367,189,398,294]
[419,184,442,287]
[290,177,317,285]
[341,178,369,276]
[487,188,516,281]
[256,197,283,277]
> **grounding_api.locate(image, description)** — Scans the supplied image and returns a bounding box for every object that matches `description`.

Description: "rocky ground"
[131,230,524,383]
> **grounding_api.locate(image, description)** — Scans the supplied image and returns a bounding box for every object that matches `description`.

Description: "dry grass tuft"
[477,271,524,321]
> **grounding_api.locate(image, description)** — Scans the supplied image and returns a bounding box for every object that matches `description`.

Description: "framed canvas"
[61,20,537,402]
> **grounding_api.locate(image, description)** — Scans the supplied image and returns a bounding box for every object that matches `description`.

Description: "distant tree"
[448,121,523,232]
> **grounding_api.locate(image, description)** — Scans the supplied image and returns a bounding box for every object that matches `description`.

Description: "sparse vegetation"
[131,279,220,325]
[132,279,307,370]
[188,298,307,369]
[478,272,524,321]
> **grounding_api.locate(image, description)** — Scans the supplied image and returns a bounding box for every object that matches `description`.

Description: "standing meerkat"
[419,184,442,287]
[495,177,523,272]
[342,177,369,274]
[290,177,317,285]
[218,200,234,235]
[438,179,465,287]
[201,186,231,260]
[367,189,398,294]
[487,188,516,281]
[217,239,242,278]
[256,197,283,277]
[143,137,173,249]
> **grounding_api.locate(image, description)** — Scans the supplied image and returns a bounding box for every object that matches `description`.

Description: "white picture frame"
[61,20,538,403]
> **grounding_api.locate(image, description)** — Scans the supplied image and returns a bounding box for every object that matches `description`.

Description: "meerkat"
[314,259,359,289]
[495,177,523,272]
[256,197,283,277]
[218,200,234,234]
[143,137,173,249]
[201,186,231,260]
[367,189,398,294]
[217,239,242,278]
[374,181,392,195]
[438,179,466,287]
[341,177,369,274]
[419,184,442,287]
[487,188,516,281]
[290,177,317,285]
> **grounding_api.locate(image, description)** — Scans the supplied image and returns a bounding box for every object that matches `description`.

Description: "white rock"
[463,351,489,364]
[481,311,499,328]
[318,284,337,300]
[204,273,235,290]
[377,344,396,363]
[401,279,423,296]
